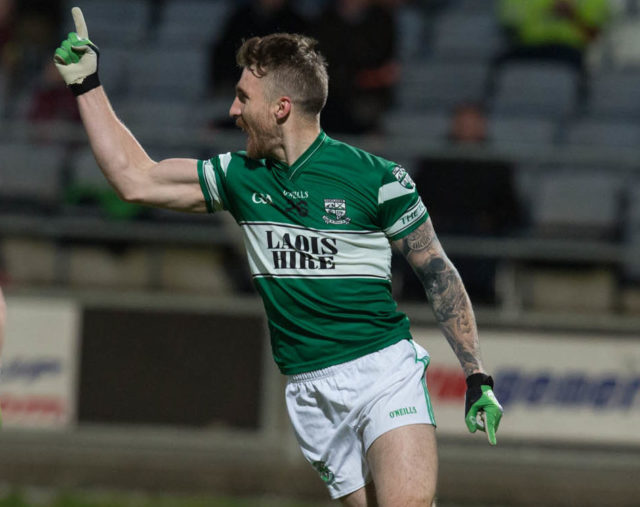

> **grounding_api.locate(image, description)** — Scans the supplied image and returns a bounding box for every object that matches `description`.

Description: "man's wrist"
[466,372,494,389]
[69,72,100,97]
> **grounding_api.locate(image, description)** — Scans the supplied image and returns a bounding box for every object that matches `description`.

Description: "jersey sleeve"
[377,165,428,241]
[197,153,233,213]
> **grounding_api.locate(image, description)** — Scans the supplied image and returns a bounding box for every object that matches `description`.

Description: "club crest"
[392,165,415,190]
[323,198,351,225]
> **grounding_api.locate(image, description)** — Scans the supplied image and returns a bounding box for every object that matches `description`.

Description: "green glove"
[464,373,503,445]
[53,7,100,96]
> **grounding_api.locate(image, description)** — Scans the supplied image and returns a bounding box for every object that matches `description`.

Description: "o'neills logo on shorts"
[389,406,417,418]
[266,230,338,270]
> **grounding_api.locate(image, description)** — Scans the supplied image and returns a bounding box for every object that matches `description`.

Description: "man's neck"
[272,121,322,167]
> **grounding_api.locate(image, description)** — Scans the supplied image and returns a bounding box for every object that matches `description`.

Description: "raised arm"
[54,8,206,213]
[76,87,206,212]
[392,218,503,444]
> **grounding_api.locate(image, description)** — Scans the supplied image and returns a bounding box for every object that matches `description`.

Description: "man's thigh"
[339,482,377,507]
[367,423,438,507]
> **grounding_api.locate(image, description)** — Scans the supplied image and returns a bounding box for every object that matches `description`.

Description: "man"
[54,8,503,506]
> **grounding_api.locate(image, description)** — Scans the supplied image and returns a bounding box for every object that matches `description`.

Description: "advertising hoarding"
[0,297,80,429]
[415,328,640,444]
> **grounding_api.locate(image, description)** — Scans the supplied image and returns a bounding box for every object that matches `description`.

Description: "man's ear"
[275,97,292,122]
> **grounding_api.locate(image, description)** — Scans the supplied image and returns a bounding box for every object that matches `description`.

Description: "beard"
[238,115,278,160]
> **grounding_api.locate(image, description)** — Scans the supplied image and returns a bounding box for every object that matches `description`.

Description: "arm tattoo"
[401,224,483,376]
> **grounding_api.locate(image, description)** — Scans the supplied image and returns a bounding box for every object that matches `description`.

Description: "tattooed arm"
[392,218,484,377]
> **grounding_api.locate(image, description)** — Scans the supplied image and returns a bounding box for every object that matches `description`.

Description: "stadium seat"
[128,47,208,101]
[529,168,624,239]
[118,99,196,132]
[383,110,450,143]
[95,46,131,99]
[0,143,65,211]
[623,179,640,280]
[397,60,489,111]
[608,18,640,69]
[587,72,640,119]
[431,12,503,61]
[564,118,640,149]
[490,62,581,118]
[488,115,559,148]
[0,68,6,119]
[449,0,497,13]
[156,0,233,47]
[62,0,152,45]
[397,4,427,61]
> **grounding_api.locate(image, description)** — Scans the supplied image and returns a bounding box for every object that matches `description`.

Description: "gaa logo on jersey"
[392,166,415,190]
[323,198,351,225]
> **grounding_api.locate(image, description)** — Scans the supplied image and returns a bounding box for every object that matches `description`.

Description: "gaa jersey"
[198,131,428,374]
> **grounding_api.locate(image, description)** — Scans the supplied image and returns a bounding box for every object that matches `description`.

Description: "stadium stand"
[0,0,639,314]
[61,0,153,44]
[0,142,65,212]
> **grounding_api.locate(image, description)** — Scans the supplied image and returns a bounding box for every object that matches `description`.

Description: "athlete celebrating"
[54,8,503,506]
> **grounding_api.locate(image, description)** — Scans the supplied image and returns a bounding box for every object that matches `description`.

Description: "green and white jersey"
[198,131,428,374]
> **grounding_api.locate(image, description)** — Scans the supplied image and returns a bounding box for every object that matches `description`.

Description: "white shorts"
[285,339,436,499]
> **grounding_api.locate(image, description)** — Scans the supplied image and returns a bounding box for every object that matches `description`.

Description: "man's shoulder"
[323,136,397,173]
[207,151,267,175]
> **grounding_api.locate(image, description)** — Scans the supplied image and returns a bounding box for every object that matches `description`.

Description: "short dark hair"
[236,33,329,118]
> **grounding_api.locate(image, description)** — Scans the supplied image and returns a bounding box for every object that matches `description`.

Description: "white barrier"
[415,328,640,444]
[0,297,80,429]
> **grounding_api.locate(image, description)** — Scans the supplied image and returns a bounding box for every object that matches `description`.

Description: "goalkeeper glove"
[465,373,503,445]
[53,7,100,96]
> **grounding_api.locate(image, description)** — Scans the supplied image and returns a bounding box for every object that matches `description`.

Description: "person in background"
[401,103,523,305]
[447,102,488,145]
[489,0,611,101]
[312,0,400,134]
[1,0,62,116]
[28,60,80,124]
[209,0,308,97]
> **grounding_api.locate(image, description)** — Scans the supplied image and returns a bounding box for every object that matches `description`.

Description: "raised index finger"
[71,7,88,39]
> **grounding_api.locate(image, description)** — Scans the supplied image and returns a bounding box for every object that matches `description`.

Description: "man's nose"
[229,97,241,118]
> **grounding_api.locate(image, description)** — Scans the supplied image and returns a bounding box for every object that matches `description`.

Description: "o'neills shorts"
[285,339,436,499]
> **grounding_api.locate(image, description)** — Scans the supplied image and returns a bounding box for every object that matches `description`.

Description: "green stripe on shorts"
[411,341,437,426]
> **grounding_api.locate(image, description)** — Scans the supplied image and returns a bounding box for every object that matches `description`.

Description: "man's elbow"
[116,183,147,205]
[102,162,151,204]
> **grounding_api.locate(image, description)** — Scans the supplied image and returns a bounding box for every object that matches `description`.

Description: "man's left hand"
[465,373,503,445]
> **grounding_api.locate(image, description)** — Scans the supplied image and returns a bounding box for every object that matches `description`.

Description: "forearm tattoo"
[402,224,483,376]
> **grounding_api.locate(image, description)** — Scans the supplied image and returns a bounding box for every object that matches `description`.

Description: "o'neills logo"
[266,230,337,269]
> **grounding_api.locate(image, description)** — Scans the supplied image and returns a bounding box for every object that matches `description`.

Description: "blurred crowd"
[2,0,640,308]
[0,0,623,133]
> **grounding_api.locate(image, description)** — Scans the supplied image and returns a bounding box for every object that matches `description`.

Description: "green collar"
[269,131,328,179]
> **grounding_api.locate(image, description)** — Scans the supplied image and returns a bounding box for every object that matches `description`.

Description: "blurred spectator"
[422,103,522,238]
[28,60,80,124]
[313,0,400,135]
[208,0,309,97]
[398,103,523,304]
[0,0,15,57]
[488,0,611,101]
[447,102,488,145]
[1,0,62,117]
